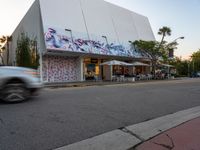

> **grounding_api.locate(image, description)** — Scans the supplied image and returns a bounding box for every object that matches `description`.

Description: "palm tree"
[158,26,172,45]
[0,36,7,43]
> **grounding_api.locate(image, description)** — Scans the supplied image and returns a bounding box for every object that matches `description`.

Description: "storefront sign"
[91,59,98,63]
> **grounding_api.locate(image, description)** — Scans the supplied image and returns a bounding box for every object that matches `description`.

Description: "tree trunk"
[0,54,5,65]
[151,59,157,79]
[6,41,9,65]
[160,35,165,45]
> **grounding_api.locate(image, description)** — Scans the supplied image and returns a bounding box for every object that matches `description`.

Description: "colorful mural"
[42,55,81,82]
[44,27,146,58]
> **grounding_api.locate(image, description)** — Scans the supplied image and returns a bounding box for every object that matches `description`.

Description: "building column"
[78,57,84,81]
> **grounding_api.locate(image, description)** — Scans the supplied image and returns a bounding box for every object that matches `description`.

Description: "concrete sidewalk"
[135,117,200,150]
[55,106,200,150]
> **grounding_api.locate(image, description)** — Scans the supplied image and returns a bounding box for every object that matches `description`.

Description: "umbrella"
[132,61,150,66]
[100,60,132,66]
[160,64,174,67]
[157,63,174,68]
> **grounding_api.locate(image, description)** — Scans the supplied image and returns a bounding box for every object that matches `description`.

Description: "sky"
[0,0,199,59]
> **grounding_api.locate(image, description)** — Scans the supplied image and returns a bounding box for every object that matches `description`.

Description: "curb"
[54,106,200,150]
[45,78,184,89]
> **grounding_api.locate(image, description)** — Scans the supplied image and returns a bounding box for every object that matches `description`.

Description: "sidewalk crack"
[119,127,145,142]
[151,133,175,150]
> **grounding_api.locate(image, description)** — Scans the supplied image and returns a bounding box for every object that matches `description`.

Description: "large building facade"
[9,0,155,83]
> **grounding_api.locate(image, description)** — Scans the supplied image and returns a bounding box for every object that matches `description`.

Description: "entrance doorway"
[84,58,101,81]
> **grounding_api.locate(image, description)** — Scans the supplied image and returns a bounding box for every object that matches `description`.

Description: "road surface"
[0,78,200,150]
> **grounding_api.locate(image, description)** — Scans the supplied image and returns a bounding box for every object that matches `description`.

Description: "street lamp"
[167,36,184,59]
[102,35,110,54]
[102,36,109,45]
[167,36,184,78]
[65,29,73,43]
[172,36,184,42]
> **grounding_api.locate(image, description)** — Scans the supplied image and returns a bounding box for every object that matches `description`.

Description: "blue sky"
[0,0,199,59]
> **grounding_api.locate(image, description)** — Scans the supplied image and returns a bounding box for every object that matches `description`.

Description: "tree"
[0,37,4,65]
[0,45,5,65]
[16,33,40,69]
[130,26,174,77]
[131,40,166,77]
[191,49,200,73]
[0,36,7,65]
[30,39,40,69]
[169,57,189,77]
[158,26,172,46]
[0,35,12,65]
[157,26,172,59]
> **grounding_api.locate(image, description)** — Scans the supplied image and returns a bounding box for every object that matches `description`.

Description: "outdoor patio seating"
[111,75,117,81]
[116,75,125,82]
[147,74,153,80]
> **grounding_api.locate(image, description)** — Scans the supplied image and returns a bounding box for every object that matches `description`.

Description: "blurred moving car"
[0,66,42,102]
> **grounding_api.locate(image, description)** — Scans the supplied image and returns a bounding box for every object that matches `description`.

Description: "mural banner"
[44,26,145,58]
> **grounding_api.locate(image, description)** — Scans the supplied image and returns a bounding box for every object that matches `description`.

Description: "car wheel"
[2,83,30,103]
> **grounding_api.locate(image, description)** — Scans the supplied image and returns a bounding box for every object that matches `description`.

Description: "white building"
[8,0,155,82]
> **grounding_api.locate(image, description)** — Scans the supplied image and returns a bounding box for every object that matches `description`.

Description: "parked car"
[197,71,200,77]
[191,71,200,78]
[0,66,42,102]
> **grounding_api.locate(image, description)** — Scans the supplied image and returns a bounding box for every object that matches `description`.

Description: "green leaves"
[191,49,200,72]
[132,40,165,59]
[130,26,174,77]
[158,26,172,37]
[16,33,40,69]
[0,35,12,65]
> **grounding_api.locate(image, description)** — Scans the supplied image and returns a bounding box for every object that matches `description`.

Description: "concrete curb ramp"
[55,106,200,150]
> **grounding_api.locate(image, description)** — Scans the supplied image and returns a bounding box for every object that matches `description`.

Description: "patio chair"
[112,75,117,82]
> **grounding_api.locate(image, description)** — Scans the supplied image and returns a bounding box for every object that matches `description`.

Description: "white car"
[0,66,42,102]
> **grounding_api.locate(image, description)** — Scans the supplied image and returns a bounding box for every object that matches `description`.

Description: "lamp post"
[167,36,184,78]
[172,36,184,42]
[168,36,184,58]
[102,36,109,46]
[65,29,73,43]
[102,35,110,54]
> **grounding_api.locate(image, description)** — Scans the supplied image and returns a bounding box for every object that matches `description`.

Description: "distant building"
[8,0,155,82]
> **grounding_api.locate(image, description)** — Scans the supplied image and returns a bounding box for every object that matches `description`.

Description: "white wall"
[39,0,88,34]
[106,2,139,44]
[80,0,118,42]
[39,0,155,45]
[131,12,155,41]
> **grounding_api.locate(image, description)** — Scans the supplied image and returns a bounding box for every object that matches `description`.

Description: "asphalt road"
[0,78,200,150]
